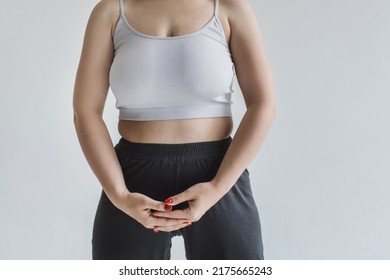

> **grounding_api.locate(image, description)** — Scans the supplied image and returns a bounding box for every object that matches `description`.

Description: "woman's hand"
[150,181,225,229]
[116,191,192,233]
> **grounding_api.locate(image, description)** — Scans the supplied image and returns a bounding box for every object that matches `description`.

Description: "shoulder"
[220,0,257,30]
[221,0,259,35]
[87,0,121,37]
[221,0,255,19]
[91,0,119,17]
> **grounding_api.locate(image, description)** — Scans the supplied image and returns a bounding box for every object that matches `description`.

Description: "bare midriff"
[118,117,233,144]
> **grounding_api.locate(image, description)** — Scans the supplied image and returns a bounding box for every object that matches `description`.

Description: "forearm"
[210,103,276,196]
[73,113,128,208]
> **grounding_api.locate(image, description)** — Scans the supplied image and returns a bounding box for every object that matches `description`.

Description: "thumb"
[145,197,166,212]
[164,190,191,206]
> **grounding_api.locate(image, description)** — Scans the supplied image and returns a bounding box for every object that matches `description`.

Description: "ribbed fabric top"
[109,0,236,121]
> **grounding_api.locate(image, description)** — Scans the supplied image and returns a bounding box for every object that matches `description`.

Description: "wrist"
[209,179,230,198]
[106,188,131,209]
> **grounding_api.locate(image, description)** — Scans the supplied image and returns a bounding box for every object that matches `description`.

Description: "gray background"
[0,0,389,259]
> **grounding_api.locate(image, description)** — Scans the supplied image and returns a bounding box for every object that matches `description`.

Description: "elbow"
[73,111,82,125]
[73,110,103,124]
[268,105,277,122]
[73,111,98,126]
[272,105,277,119]
[248,101,277,119]
[266,98,277,120]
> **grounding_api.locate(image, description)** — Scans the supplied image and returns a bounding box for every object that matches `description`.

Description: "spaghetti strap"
[109,0,234,122]
[119,0,124,16]
[214,0,219,17]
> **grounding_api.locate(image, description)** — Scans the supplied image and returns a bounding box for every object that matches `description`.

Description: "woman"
[73,0,276,260]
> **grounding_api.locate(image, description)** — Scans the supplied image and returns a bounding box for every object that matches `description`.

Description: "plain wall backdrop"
[0,0,389,259]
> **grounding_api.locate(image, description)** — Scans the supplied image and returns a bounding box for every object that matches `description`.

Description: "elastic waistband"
[115,136,232,162]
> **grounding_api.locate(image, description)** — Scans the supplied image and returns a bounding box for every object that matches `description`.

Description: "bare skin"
[117,0,234,143]
[73,0,277,233]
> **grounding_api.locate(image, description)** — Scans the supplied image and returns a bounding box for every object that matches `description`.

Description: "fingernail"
[183,221,192,226]
[153,229,159,233]
[165,198,173,204]
[164,205,172,211]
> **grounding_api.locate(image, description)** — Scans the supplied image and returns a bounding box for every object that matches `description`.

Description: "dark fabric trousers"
[92,136,264,260]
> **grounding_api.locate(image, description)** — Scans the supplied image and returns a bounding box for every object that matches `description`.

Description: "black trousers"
[92,136,264,260]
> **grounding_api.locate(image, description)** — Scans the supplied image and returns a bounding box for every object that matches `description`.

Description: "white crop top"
[109,0,236,120]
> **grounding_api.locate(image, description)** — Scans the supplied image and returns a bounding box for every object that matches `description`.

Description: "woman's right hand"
[115,191,192,233]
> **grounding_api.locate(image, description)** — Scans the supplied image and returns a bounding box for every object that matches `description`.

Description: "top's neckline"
[119,13,217,40]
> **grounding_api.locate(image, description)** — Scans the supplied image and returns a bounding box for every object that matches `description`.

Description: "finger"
[151,208,192,220]
[151,204,173,213]
[144,197,166,212]
[148,216,190,227]
[154,221,192,233]
[164,190,192,206]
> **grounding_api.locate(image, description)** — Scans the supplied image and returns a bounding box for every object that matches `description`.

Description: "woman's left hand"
[151,181,225,228]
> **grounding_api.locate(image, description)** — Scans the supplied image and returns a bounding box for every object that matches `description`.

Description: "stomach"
[118,117,233,144]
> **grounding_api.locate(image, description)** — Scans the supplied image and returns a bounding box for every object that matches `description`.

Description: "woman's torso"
[113,0,233,144]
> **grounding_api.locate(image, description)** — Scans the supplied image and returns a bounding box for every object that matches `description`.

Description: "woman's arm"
[152,0,277,224]
[73,0,127,207]
[209,0,277,195]
[73,0,189,231]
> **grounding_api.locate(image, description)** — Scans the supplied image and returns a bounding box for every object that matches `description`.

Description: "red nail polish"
[165,198,173,204]
[164,205,172,211]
